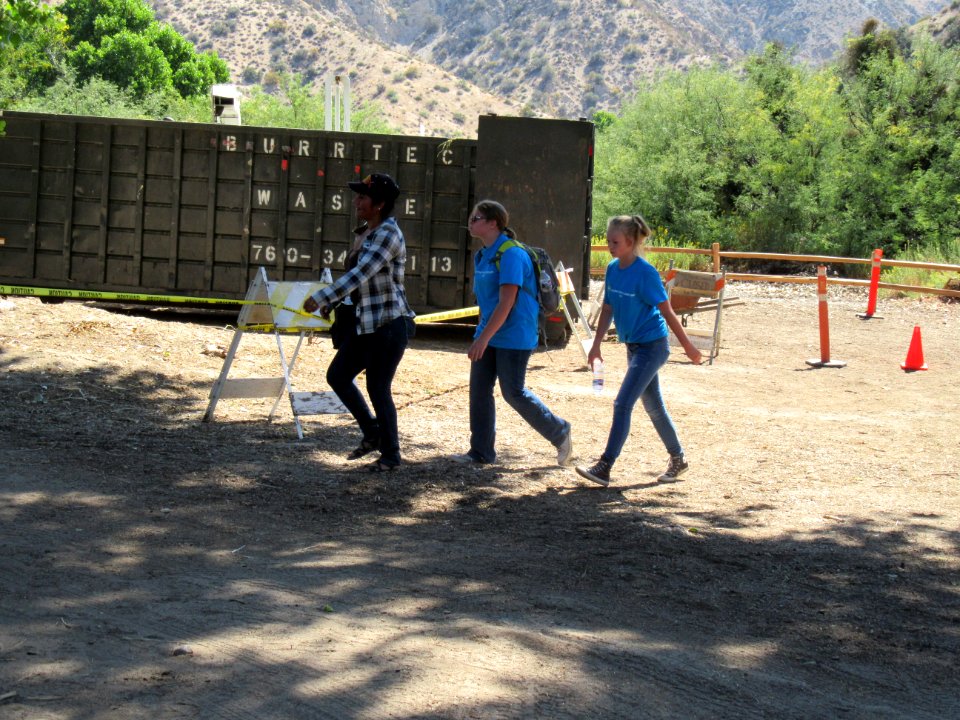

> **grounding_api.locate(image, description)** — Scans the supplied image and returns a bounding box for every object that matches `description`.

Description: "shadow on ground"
[1,356,958,719]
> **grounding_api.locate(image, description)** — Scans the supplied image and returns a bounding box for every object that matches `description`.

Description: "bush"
[262,70,281,91]
[540,65,555,88]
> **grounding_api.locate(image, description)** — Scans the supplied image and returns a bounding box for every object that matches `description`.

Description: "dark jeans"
[326,316,408,465]
[468,345,569,464]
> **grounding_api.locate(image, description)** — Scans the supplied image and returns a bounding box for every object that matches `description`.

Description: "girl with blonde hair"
[576,214,701,486]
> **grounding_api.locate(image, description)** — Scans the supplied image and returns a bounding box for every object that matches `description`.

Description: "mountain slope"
[152,0,523,136]
[150,0,948,136]
[915,1,960,45]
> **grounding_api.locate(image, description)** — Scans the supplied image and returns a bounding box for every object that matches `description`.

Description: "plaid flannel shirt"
[310,216,414,335]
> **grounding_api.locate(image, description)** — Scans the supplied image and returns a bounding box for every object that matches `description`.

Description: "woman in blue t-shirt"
[451,200,573,466]
[576,215,702,487]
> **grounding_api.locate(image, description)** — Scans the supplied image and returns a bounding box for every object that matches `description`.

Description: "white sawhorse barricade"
[202,267,348,439]
[664,268,726,365]
[555,262,594,368]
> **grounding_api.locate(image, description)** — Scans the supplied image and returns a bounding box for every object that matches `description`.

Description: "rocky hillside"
[915,1,960,45]
[151,0,947,136]
[151,0,521,137]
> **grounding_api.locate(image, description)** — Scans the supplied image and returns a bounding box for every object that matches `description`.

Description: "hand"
[686,347,703,365]
[319,304,332,320]
[467,338,488,362]
[303,296,320,314]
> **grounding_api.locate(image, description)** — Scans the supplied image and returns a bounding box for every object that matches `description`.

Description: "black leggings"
[326,316,408,465]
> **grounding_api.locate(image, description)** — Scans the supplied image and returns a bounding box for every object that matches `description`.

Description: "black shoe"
[346,437,378,460]
[575,459,612,487]
[449,452,491,465]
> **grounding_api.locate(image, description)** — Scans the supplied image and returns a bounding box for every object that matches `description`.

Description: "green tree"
[595,67,779,248]
[591,109,617,132]
[59,0,153,45]
[0,0,48,47]
[73,31,172,98]
[739,48,850,254]
[843,18,903,77]
[0,1,66,107]
[59,0,227,99]
[593,32,960,263]
[744,42,799,132]
[833,34,960,259]
[595,57,854,256]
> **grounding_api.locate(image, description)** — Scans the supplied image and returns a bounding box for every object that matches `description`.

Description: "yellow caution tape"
[238,323,325,334]
[414,306,479,323]
[0,283,316,319]
[1,283,480,327]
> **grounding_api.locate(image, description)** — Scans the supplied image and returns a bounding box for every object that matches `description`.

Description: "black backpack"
[493,239,562,344]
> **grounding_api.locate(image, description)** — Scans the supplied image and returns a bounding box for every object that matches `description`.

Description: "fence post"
[857,248,883,319]
[806,266,847,368]
[712,242,721,273]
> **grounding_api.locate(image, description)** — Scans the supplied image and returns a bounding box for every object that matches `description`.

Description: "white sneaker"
[556,428,573,466]
[449,452,489,465]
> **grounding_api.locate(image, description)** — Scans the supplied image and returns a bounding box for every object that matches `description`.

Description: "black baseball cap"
[348,173,400,203]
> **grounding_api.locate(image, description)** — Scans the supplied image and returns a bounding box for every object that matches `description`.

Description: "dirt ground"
[1,281,958,719]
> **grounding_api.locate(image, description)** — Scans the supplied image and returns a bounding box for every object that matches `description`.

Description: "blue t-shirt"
[603,256,668,343]
[473,234,539,350]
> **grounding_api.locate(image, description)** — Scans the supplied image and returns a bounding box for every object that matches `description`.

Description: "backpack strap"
[492,239,537,300]
[492,239,520,269]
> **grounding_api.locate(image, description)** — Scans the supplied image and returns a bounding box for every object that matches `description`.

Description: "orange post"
[858,248,883,319]
[818,267,830,363]
[806,266,847,368]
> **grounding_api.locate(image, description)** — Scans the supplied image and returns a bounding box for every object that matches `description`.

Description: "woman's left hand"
[303,296,320,314]
[467,338,488,362]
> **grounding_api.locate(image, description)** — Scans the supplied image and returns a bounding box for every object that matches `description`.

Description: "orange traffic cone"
[900,325,928,371]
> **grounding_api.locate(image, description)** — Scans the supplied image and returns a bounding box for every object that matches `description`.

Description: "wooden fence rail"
[588,243,960,299]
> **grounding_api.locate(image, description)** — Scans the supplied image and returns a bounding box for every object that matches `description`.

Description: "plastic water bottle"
[539,269,552,292]
[591,359,604,395]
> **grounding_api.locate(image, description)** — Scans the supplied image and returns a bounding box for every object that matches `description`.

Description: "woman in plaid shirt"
[304,174,415,472]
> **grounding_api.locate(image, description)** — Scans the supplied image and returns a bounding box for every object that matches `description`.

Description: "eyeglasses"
[470,215,486,223]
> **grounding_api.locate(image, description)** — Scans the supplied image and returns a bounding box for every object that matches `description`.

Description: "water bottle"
[539,268,552,291]
[591,359,604,395]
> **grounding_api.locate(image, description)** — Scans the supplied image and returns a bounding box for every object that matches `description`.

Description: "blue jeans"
[601,336,682,467]
[326,316,408,465]
[469,346,569,463]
